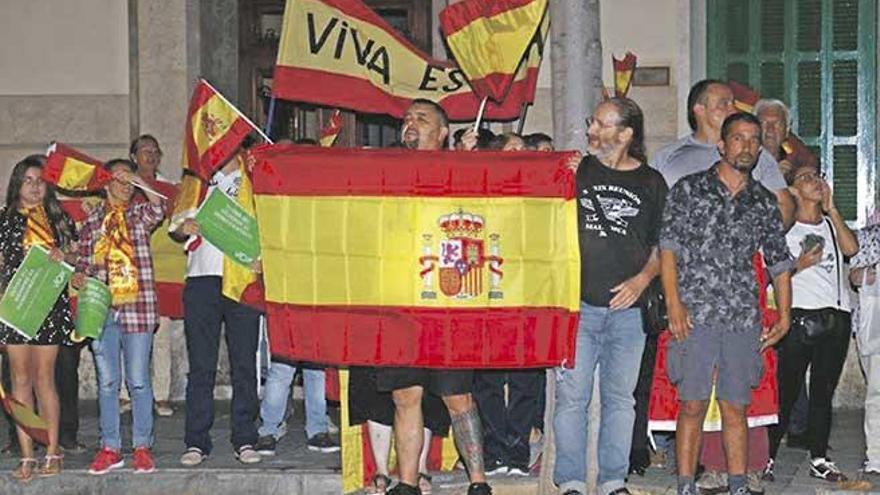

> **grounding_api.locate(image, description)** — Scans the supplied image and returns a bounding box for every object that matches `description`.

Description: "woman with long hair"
[0,156,77,481]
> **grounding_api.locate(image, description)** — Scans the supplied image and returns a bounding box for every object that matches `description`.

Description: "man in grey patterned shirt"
[659,112,793,495]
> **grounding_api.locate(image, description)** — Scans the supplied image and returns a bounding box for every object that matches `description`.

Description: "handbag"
[582,175,665,335]
[792,218,842,345]
[640,277,668,336]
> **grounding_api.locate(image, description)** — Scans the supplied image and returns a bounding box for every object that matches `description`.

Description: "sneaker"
[255,435,277,456]
[695,470,728,494]
[507,464,529,477]
[155,401,174,417]
[810,458,847,482]
[307,433,340,453]
[761,458,775,482]
[467,482,492,495]
[484,459,507,476]
[387,482,421,495]
[132,447,156,474]
[88,447,124,475]
[180,447,207,467]
[863,461,880,476]
[235,444,262,464]
[747,471,765,494]
[561,491,583,495]
[59,439,88,454]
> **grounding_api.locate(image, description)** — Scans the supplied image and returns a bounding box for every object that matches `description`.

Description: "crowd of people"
[0,80,878,495]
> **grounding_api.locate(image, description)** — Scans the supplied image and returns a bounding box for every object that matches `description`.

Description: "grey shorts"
[666,323,763,405]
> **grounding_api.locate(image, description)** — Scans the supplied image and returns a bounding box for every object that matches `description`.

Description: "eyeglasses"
[792,170,826,183]
[585,117,620,130]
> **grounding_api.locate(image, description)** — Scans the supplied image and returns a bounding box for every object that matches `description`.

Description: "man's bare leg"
[393,385,425,486]
[719,400,748,493]
[677,399,710,486]
[444,393,486,484]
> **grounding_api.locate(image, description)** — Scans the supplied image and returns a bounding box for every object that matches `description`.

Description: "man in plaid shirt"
[74,158,165,475]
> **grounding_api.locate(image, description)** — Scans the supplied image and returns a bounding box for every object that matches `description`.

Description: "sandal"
[39,454,63,477]
[419,472,433,495]
[367,473,392,494]
[12,458,36,483]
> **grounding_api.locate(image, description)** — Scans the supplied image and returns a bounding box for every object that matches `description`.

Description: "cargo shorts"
[666,323,764,405]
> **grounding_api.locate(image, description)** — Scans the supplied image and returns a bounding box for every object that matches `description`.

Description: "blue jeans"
[553,302,646,495]
[259,361,328,439]
[91,314,154,450]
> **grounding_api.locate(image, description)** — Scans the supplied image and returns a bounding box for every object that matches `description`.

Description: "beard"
[730,152,758,172]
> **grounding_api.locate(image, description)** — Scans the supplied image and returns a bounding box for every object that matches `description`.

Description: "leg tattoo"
[451,408,485,478]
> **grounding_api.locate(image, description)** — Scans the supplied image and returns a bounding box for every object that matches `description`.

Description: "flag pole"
[516,102,530,135]
[263,96,277,139]
[200,78,275,144]
[473,96,489,132]
[129,181,169,200]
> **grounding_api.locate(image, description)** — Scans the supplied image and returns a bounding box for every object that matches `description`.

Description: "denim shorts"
[666,323,763,405]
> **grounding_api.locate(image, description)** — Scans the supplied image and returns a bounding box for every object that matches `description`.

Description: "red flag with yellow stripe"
[251,145,579,368]
[319,109,343,147]
[613,52,637,98]
[440,0,548,103]
[183,80,255,180]
[42,143,111,191]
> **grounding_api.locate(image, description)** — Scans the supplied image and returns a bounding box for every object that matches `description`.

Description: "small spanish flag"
[613,52,637,98]
[42,143,111,191]
[729,80,760,113]
[319,110,343,147]
[440,0,548,103]
[182,79,256,180]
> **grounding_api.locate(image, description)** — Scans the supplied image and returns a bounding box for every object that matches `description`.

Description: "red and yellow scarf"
[20,205,55,249]
[94,205,138,305]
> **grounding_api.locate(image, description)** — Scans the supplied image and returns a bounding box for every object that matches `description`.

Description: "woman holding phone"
[0,156,77,481]
[765,163,859,482]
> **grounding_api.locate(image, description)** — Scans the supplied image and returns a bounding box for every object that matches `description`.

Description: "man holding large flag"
[379,99,490,495]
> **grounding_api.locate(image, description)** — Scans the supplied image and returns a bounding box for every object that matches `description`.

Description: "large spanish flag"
[439,0,547,103]
[43,143,111,191]
[272,0,547,121]
[182,79,255,180]
[252,145,579,368]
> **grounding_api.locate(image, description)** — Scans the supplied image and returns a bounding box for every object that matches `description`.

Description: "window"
[707,0,876,223]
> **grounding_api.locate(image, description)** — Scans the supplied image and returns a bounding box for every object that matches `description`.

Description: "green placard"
[0,245,73,340]
[74,277,110,341]
[194,189,261,267]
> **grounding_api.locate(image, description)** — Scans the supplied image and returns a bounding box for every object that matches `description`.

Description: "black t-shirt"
[576,155,668,306]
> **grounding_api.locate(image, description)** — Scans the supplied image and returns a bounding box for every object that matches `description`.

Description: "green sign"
[74,277,110,341]
[0,246,73,340]
[194,189,261,267]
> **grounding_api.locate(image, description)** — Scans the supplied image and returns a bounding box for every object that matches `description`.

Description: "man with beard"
[381,98,491,495]
[659,113,793,495]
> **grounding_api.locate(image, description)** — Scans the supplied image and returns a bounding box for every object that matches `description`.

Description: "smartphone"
[800,233,825,255]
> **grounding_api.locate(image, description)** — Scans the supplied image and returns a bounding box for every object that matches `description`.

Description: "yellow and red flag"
[42,143,111,191]
[272,0,547,121]
[613,52,637,98]
[319,109,343,147]
[251,145,579,368]
[439,0,548,103]
[0,382,49,445]
[729,80,760,113]
[182,79,255,180]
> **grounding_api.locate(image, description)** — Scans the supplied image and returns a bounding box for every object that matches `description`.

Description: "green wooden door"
[707,0,876,224]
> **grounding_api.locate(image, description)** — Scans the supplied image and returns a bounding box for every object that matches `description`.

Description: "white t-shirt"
[786,218,850,311]
[186,167,243,278]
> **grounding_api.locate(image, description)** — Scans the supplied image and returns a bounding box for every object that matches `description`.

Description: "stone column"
[541,1,602,494]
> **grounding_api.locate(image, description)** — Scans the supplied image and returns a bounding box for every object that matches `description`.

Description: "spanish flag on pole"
[42,143,111,191]
[182,79,256,180]
[613,52,637,98]
[440,0,548,103]
[251,145,580,368]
